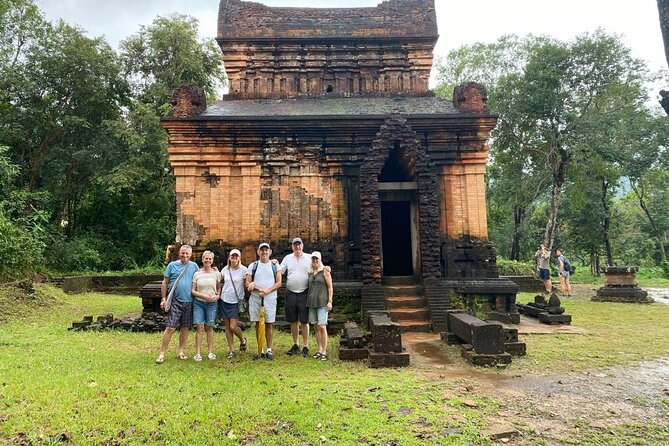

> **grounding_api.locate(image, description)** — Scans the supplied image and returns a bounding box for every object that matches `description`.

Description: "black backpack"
[562,257,571,273]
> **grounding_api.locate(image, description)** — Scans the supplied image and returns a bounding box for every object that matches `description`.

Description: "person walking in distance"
[155,244,199,364]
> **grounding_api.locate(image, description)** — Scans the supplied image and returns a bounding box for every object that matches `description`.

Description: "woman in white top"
[191,250,221,361]
[219,249,248,358]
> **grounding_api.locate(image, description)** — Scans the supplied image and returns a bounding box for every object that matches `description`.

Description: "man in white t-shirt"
[245,243,282,360]
[280,237,312,357]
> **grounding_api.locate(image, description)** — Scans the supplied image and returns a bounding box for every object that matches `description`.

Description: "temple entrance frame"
[379,183,419,280]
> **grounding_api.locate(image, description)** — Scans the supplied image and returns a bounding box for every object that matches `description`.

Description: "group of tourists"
[154,238,333,364]
[535,244,572,297]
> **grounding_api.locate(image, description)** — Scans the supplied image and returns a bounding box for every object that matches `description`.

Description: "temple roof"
[217,0,438,41]
[199,95,458,118]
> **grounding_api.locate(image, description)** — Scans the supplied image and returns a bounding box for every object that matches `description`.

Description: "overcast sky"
[37,0,667,75]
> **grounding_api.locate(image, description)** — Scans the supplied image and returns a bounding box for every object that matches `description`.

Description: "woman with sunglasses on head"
[306,251,333,361]
[219,249,248,358]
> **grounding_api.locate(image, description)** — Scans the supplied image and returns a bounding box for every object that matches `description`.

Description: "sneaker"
[226,351,235,359]
[194,353,202,362]
[207,352,217,360]
[320,354,328,361]
[286,344,300,355]
[302,346,310,357]
[252,353,265,361]
[266,350,274,360]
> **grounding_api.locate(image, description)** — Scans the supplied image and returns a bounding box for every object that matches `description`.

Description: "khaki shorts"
[249,294,277,323]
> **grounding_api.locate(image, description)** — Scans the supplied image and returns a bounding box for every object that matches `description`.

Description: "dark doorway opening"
[381,201,413,276]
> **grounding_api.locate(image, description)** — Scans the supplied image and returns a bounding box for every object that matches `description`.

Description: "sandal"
[312,352,322,359]
[227,351,235,359]
[177,353,187,361]
[155,356,165,364]
[239,337,247,352]
[320,354,328,361]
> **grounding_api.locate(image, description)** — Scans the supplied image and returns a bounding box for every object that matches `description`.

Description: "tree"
[436,31,649,256]
[120,14,226,110]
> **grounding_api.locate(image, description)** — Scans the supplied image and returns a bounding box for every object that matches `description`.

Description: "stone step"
[390,307,430,321]
[386,295,426,309]
[381,276,419,286]
[396,320,432,333]
[383,285,424,298]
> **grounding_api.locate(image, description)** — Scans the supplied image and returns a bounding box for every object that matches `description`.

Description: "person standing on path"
[556,248,573,297]
[155,244,199,364]
[535,244,552,294]
[246,243,282,360]
[279,237,312,357]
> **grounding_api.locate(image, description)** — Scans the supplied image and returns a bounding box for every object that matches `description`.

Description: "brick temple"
[161,0,518,331]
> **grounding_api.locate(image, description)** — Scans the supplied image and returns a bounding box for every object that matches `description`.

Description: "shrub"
[0,211,45,281]
[46,237,104,273]
[496,258,536,276]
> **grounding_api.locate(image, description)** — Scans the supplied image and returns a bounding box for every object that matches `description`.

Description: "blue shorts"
[308,307,328,326]
[218,301,240,319]
[193,299,217,326]
[538,268,550,280]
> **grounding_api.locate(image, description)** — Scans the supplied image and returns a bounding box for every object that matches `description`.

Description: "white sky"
[38,0,667,76]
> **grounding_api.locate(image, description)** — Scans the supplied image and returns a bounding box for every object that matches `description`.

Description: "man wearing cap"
[245,242,282,360]
[279,237,312,357]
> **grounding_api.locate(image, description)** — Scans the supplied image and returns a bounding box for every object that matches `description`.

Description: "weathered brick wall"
[217,0,437,98]
[164,112,497,278]
[167,129,349,269]
[440,158,489,239]
[219,0,437,40]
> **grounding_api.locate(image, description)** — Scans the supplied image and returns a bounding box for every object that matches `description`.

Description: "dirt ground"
[403,285,669,445]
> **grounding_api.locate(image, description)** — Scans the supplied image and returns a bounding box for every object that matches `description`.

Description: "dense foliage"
[1,1,667,279]
[436,33,669,275]
[0,0,225,279]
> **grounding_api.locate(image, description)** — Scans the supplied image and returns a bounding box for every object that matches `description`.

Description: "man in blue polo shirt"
[155,244,199,364]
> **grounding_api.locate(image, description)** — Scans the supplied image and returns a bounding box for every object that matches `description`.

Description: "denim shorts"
[308,307,328,325]
[538,268,550,280]
[193,299,218,326]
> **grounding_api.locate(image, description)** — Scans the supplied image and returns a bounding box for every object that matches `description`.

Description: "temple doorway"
[380,200,414,276]
[379,184,418,278]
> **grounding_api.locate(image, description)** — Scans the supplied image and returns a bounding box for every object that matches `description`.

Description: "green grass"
[0,285,497,446]
[2,285,669,445]
[509,291,669,373]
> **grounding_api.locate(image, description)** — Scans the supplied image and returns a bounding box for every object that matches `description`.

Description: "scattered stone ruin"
[518,293,572,325]
[593,266,651,303]
[338,312,410,367]
[440,310,525,366]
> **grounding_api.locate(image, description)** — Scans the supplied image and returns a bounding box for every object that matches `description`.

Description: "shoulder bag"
[164,262,190,312]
